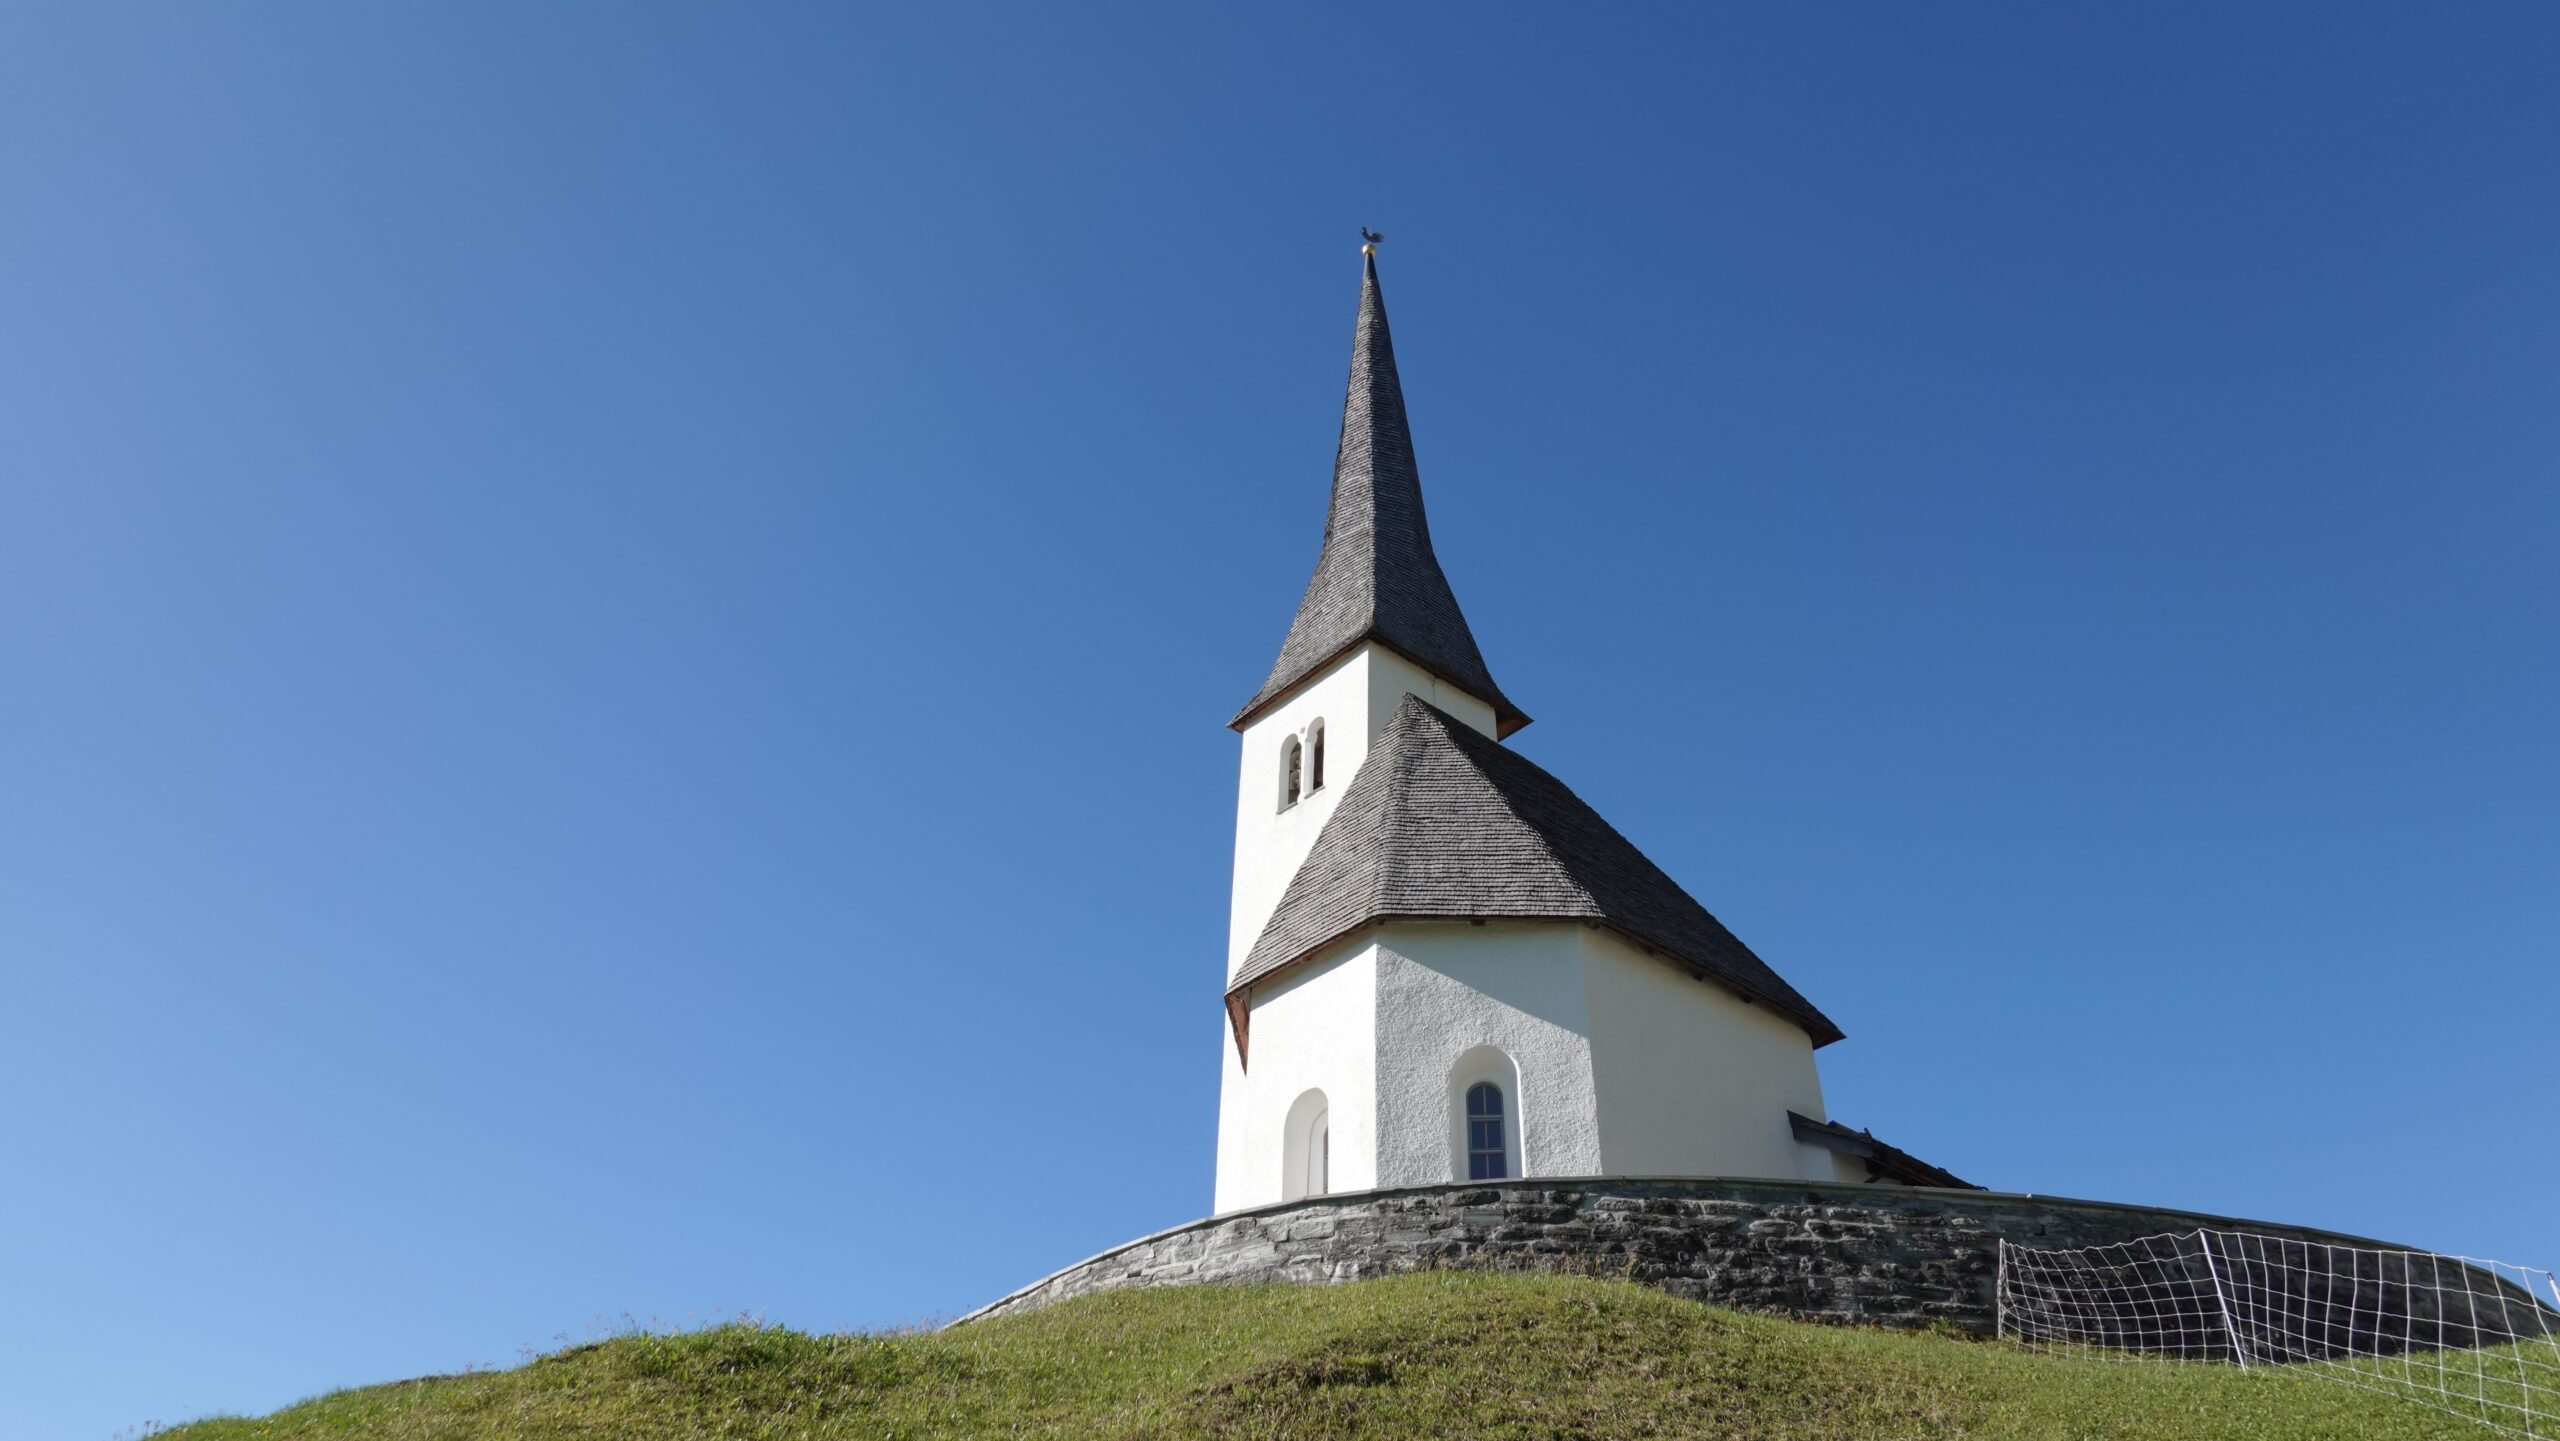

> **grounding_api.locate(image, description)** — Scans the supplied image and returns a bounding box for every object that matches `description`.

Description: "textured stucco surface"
[960,1178,2475,1337]
[1214,945,1378,1213]
[1222,919,1843,1212]
[1579,927,1829,1178]
[1225,647,1499,978]
[1225,649,1360,980]
[1372,924,1599,1186]
[1216,646,1516,1214]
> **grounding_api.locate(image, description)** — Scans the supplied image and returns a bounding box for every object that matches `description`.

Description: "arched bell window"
[1307,719,1326,793]
[1465,1082,1508,1180]
[1279,735,1303,811]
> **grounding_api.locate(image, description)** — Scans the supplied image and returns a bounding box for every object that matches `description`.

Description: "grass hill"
[161,1271,2462,1439]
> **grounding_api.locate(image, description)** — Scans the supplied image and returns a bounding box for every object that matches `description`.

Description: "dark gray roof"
[1234,694,1844,1047]
[1232,254,1530,738]
[1788,1113,1978,1189]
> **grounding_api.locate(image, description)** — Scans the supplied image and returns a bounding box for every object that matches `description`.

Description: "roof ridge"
[1397,698,1599,911]
[1235,691,1843,1048]
[1364,717,1422,919]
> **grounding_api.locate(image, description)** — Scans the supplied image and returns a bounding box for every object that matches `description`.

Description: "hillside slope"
[163,1272,2459,1439]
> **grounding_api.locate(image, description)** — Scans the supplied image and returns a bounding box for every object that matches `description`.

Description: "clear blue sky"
[4,4,2554,1434]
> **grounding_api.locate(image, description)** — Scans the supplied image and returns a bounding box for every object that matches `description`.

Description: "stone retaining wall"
[958,1177,2468,1335]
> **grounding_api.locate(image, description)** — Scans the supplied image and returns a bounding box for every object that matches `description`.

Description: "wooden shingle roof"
[1232,253,1529,737]
[1789,1113,1978,1189]
[1233,694,1844,1048]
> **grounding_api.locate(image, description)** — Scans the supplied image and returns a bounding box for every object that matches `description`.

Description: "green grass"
[160,1272,2483,1439]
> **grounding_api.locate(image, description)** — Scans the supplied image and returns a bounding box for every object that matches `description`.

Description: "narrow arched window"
[1280,735,1303,811]
[1284,1089,1329,1200]
[1466,1082,1508,1180]
[1307,719,1326,792]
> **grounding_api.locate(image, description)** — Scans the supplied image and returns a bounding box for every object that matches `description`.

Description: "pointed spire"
[1233,252,1530,736]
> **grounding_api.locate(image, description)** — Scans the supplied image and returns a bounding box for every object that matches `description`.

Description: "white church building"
[1213,251,1964,1214]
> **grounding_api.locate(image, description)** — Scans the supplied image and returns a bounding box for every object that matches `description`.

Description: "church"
[962,251,2448,1334]
[1212,249,1964,1212]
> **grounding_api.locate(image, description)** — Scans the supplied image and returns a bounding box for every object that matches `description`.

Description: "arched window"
[1279,735,1303,811]
[1283,1088,1330,1200]
[1448,1046,1523,1183]
[1307,719,1326,792]
[1466,1082,1508,1180]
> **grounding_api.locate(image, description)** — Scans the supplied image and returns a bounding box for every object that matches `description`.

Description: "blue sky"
[4,4,2555,1434]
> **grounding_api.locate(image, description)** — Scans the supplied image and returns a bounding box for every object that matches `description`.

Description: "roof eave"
[1227,633,1532,737]
[1788,1111,1977,1189]
[1591,918,1845,1048]
[1231,913,1841,1048]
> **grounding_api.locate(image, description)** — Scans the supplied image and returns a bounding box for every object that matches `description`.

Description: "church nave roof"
[1234,693,1843,1048]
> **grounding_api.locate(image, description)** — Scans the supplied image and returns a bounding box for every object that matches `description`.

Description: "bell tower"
[1214,250,1528,1209]
[1222,251,1528,970]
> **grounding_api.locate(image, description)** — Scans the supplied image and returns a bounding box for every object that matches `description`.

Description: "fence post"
[1994,1240,2008,1341]
[2196,1229,2248,1370]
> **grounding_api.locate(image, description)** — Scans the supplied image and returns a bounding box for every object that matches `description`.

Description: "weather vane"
[1360,227,1384,255]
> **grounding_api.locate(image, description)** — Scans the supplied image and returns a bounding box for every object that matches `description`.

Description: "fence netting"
[1999,1229,2560,1438]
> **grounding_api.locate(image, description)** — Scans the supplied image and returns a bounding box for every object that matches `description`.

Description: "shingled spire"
[1232,253,1530,737]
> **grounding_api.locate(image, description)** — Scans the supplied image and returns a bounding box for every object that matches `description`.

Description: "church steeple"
[1214,248,1860,1216]
[1233,252,1530,738]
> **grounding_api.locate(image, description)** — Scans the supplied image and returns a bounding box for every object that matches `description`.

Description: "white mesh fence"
[1998,1229,2560,1438]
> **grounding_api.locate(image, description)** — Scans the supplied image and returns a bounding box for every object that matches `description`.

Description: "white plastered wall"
[1217,917,1846,1208]
[1371,922,1604,1188]
[1215,642,1853,1206]
[1213,942,1377,1213]
[1799,1142,1871,1185]
[1577,927,1834,1181]
[1224,644,1498,980]
[1217,643,1502,1210]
